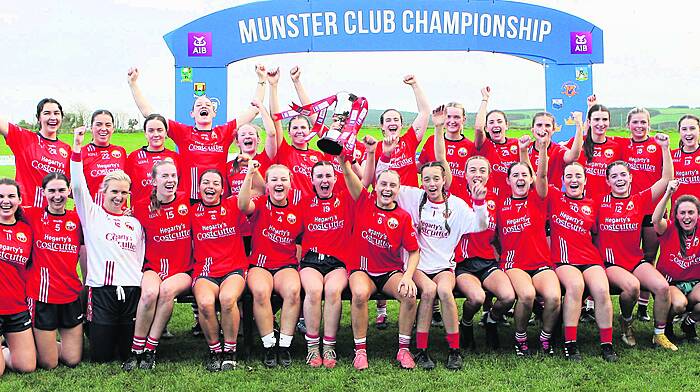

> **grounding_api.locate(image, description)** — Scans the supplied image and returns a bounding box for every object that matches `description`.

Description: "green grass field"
[1,129,697,391]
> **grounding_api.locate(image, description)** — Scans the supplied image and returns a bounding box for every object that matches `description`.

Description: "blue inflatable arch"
[164,0,603,141]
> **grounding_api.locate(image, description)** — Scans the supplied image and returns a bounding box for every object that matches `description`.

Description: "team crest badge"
[220,207,227,216]
[178,204,189,216]
[111,150,122,159]
[458,147,468,157]
[65,221,77,231]
[59,148,68,158]
[334,198,340,208]
[16,232,27,243]
[287,213,297,224]
[125,222,134,231]
[387,217,399,229]
[581,205,591,215]
[695,156,700,164]
[442,208,452,219]
[647,145,657,153]
[626,201,635,211]
[487,200,496,211]
[309,155,319,163]
[604,149,614,159]
[510,145,518,154]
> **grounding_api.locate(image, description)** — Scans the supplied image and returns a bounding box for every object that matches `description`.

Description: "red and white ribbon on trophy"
[273,94,369,156]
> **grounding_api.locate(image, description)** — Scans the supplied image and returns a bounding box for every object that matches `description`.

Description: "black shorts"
[556,263,602,273]
[29,298,83,331]
[87,286,140,326]
[249,264,298,277]
[642,214,653,228]
[0,311,32,334]
[300,252,346,276]
[456,258,499,282]
[605,260,649,272]
[506,266,552,278]
[545,220,551,237]
[243,236,252,256]
[423,268,454,280]
[198,269,246,286]
[351,270,400,292]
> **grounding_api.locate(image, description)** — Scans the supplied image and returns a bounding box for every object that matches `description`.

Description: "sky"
[1,0,698,124]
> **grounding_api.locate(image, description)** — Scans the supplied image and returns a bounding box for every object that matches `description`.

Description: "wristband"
[351,159,358,165]
[71,151,82,162]
[473,199,485,206]
[258,81,266,85]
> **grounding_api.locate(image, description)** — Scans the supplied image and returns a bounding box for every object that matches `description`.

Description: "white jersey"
[71,157,145,288]
[396,186,487,274]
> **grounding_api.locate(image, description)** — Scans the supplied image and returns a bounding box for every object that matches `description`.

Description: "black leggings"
[89,323,135,362]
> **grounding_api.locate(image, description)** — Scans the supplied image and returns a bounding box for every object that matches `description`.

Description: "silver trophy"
[317,92,359,156]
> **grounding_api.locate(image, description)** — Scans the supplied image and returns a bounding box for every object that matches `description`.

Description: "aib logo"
[188,32,212,57]
[570,32,592,54]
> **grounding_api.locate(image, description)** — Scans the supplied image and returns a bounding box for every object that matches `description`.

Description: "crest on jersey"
[510,145,518,154]
[353,149,362,161]
[309,155,319,164]
[65,221,77,231]
[334,198,340,208]
[221,207,227,216]
[59,148,68,158]
[178,204,188,216]
[458,147,468,157]
[442,208,452,219]
[211,132,218,141]
[287,213,297,224]
[111,150,122,159]
[626,201,635,211]
[387,217,399,229]
[16,232,27,242]
[487,200,496,211]
[647,145,657,153]
[581,205,592,215]
[695,156,700,164]
[125,222,134,231]
[604,149,614,159]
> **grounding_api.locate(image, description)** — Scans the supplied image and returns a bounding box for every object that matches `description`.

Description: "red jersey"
[248,194,304,269]
[477,138,520,198]
[596,190,652,271]
[623,138,663,199]
[134,193,193,279]
[167,119,236,200]
[656,226,700,282]
[125,147,180,205]
[0,221,32,315]
[496,191,551,271]
[528,144,569,190]
[6,124,71,208]
[547,187,601,266]
[81,143,127,205]
[300,191,354,263]
[571,137,624,201]
[672,147,700,206]
[350,190,419,274]
[24,208,82,304]
[456,191,498,262]
[419,135,475,200]
[376,128,420,187]
[226,151,273,197]
[276,139,327,199]
[191,197,247,279]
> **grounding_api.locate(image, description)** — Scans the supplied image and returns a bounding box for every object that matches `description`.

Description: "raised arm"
[530,137,549,199]
[127,67,155,117]
[341,155,364,202]
[653,180,677,235]
[238,160,260,215]
[360,136,378,189]
[563,111,584,163]
[235,64,267,126]
[251,100,277,160]
[431,105,453,190]
[650,133,674,200]
[268,68,284,148]
[403,75,430,140]
[474,87,490,150]
[376,134,399,178]
[69,126,94,222]
[290,66,318,124]
[0,116,9,137]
